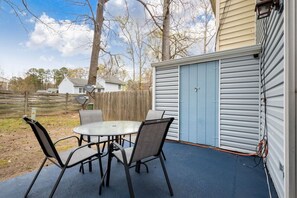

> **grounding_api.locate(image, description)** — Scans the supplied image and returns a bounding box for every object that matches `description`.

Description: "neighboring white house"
[58,77,124,94]
[97,76,124,92]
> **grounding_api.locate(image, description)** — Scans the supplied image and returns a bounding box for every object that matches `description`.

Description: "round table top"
[73,120,141,136]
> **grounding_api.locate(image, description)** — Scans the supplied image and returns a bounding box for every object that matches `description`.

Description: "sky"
[0,0,215,79]
[0,0,130,78]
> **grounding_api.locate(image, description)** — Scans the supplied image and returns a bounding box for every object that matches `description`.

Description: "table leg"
[135,161,141,173]
[87,136,92,172]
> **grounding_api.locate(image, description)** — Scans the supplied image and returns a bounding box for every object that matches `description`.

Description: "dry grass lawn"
[0,113,80,181]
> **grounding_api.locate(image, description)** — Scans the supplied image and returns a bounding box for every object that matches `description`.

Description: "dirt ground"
[0,113,81,181]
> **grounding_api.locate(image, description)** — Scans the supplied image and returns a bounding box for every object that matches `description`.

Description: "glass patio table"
[73,120,141,175]
[73,120,141,138]
[73,120,141,149]
[73,120,144,173]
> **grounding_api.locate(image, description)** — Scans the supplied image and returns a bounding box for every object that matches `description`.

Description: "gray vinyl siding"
[220,55,260,153]
[257,10,284,198]
[153,46,261,147]
[155,66,179,140]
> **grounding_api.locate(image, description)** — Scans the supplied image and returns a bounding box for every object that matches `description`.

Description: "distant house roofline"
[101,76,125,85]
[67,77,104,89]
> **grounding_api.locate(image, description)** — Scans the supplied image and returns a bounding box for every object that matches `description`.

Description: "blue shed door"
[180,61,219,146]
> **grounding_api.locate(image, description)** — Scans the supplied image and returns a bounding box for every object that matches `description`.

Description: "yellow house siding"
[216,0,256,51]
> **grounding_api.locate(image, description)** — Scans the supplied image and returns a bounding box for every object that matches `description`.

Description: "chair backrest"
[130,117,174,164]
[145,110,165,120]
[23,116,63,166]
[79,110,103,125]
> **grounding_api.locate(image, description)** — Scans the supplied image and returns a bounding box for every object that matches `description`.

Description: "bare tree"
[87,0,109,85]
[21,0,109,85]
[116,1,149,89]
[136,0,171,61]
[199,0,215,53]
[162,0,171,60]
[116,15,137,81]
[136,0,215,61]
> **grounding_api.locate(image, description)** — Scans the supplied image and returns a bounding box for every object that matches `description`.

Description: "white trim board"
[284,1,297,198]
[152,45,261,68]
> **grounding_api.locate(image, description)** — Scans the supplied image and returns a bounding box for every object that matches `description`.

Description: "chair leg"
[161,150,167,161]
[97,149,103,179]
[135,161,141,173]
[79,163,85,174]
[101,142,106,153]
[78,135,83,146]
[49,166,67,198]
[124,164,135,198]
[129,134,132,147]
[24,157,47,198]
[87,136,92,172]
[159,155,173,196]
[99,169,108,195]
[88,157,92,172]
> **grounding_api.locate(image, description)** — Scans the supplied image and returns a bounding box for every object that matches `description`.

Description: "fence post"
[65,93,68,114]
[24,91,28,115]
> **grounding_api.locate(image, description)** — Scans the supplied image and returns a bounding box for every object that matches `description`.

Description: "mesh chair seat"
[59,146,99,167]
[79,110,108,144]
[23,116,103,198]
[79,110,108,172]
[100,118,174,198]
[112,147,133,163]
[122,110,167,161]
[122,110,165,145]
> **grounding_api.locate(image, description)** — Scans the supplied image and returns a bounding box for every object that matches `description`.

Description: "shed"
[152,45,261,154]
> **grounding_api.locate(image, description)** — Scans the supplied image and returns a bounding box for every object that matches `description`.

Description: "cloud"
[26,13,93,56]
[39,55,54,62]
[114,0,124,5]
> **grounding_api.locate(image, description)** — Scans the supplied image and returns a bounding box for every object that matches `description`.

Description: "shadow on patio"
[0,142,278,198]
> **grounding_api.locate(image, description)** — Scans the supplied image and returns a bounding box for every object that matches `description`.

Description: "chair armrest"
[111,142,124,150]
[111,142,129,164]
[54,135,80,146]
[70,142,97,154]
[64,142,99,165]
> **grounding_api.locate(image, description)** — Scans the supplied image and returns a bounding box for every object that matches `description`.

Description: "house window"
[79,88,86,93]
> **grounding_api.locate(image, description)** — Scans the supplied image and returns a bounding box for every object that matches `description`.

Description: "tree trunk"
[88,0,105,85]
[162,0,170,61]
[203,3,208,54]
[203,10,207,53]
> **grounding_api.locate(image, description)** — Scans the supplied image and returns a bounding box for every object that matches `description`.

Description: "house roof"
[103,76,125,85]
[68,78,87,87]
[68,78,104,89]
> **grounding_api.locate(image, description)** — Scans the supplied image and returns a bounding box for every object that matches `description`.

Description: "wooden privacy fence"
[0,90,152,120]
[0,91,81,118]
[94,90,152,121]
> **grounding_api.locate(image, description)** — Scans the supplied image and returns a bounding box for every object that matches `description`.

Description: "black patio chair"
[99,117,174,198]
[122,110,167,160]
[23,116,103,198]
[79,110,109,172]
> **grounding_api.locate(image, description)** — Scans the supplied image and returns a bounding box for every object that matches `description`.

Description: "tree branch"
[136,0,163,31]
